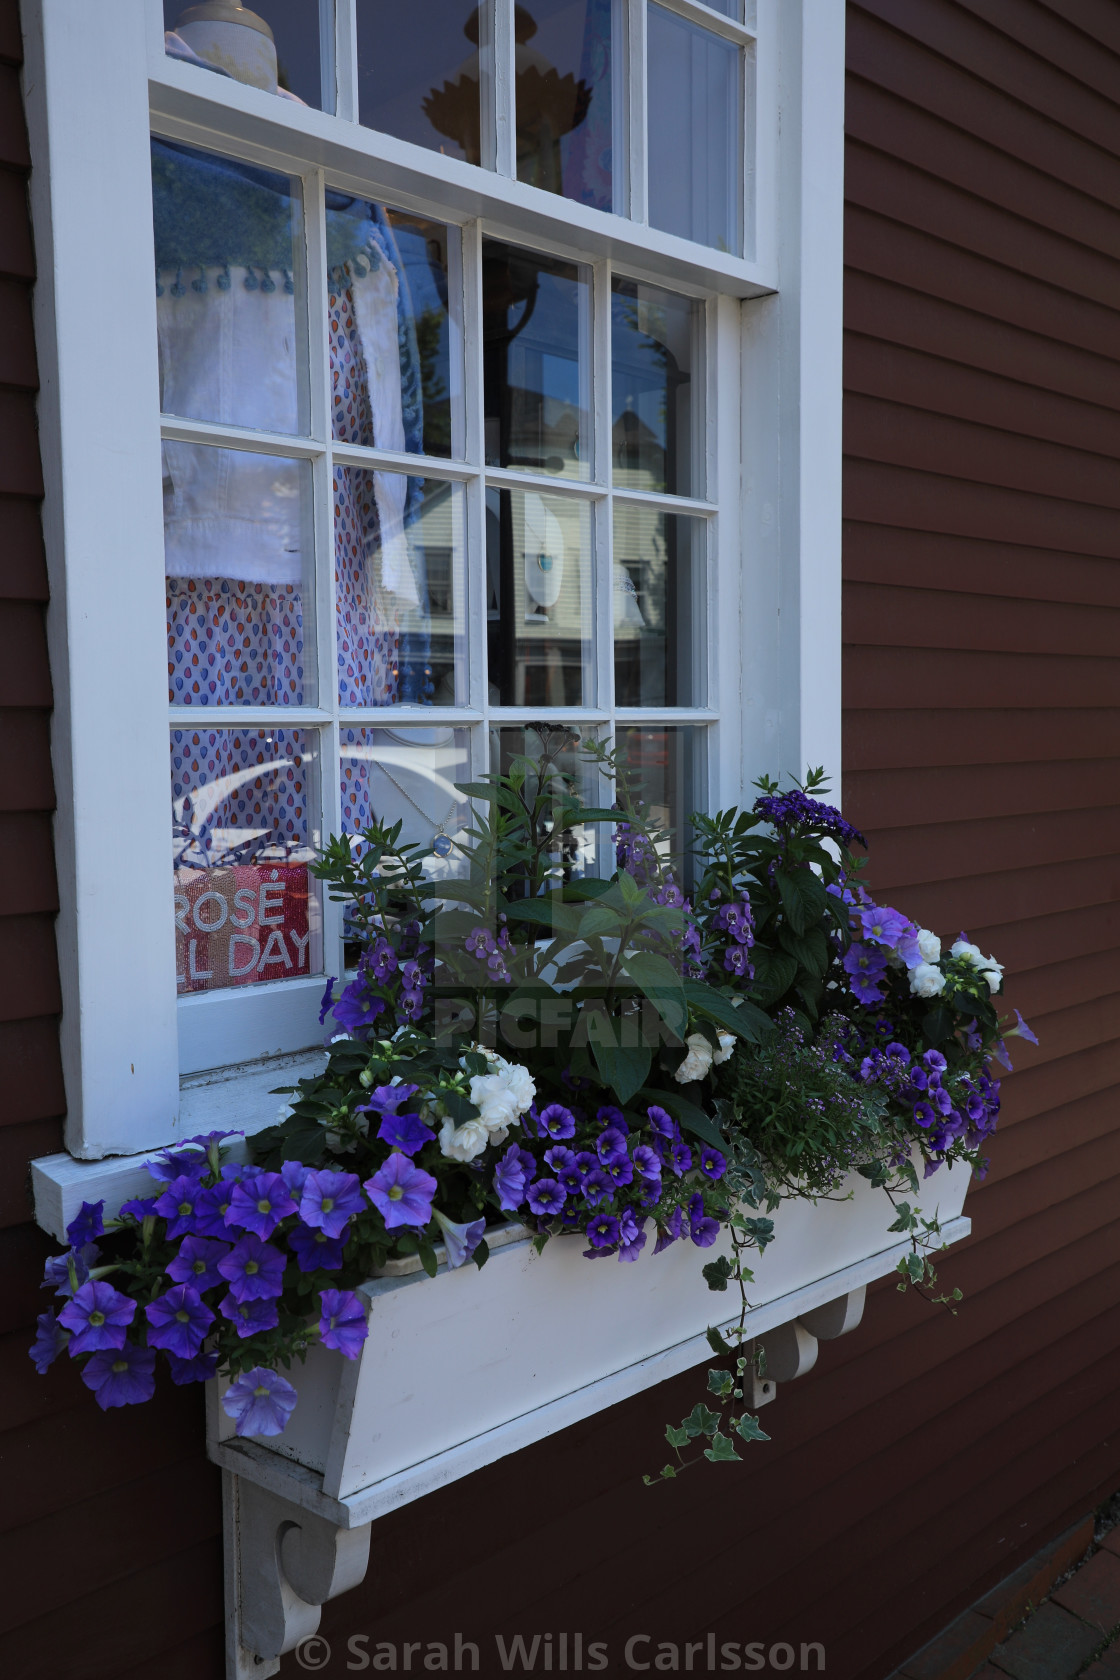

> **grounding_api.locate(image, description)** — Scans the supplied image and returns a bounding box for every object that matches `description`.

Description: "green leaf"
[418,1242,439,1280]
[777,923,829,978]
[707,1368,734,1398]
[734,1414,771,1443]
[683,980,773,1043]
[746,948,798,1006]
[683,1403,721,1439]
[702,1256,733,1292]
[665,1424,690,1450]
[776,868,827,936]
[703,1432,741,1463]
[656,1091,727,1152]
[706,1325,734,1356]
[579,904,623,939]
[618,950,688,1040]
[590,1037,652,1105]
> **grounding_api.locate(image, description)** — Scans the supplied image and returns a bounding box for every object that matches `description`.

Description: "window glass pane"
[614,725,706,881]
[647,6,741,253]
[515,0,616,212]
[611,278,697,496]
[153,139,307,433]
[171,726,321,994]
[483,240,590,479]
[164,443,316,707]
[328,197,462,460]
[702,0,742,17]
[335,471,465,707]
[494,724,602,876]
[356,0,485,163]
[340,726,472,851]
[163,1,327,109]
[486,488,593,706]
[613,506,705,706]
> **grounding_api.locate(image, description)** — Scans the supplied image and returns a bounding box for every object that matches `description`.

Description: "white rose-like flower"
[674,1032,714,1084]
[439,1116,491,1162]
[468,1073,522,1136]
[909,963,947,999]
[713,1031,737,1065]
[980,961,1003,994]
[917,928,941,964]
[951,939,986,968]
[492,1055,536,1115]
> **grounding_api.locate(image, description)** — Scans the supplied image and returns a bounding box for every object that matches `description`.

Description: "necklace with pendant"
[375,761,459,856]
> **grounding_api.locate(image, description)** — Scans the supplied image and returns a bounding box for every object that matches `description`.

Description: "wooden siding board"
[844,704,1120,769]
[846,580,1120,656]
[0,1018,64,1125]
[843,520,1120,610]
[1039,0,1120,58]
[845,761,1120,827]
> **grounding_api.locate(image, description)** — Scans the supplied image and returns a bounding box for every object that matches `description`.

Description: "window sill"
[30,1050,327,1242]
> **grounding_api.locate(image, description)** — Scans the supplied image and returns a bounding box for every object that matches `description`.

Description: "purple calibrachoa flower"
[299,1170,364,1239]
[646,1106,677,1147]
[145,1284,214,1359]
[670,1141,693,1178]
[59,1280,137,1356]
[494,1144,531,1212]
[365,1154,437,1229]
[153,1174,209,1239]
[596,1105,627,1130]
[222,1367,298,1437]
[80,1342,156,1410]
[595,1127,629,1166]
[218,1234,287,1302]
[432,1209,486,1269]
[166,1235,230,1291]
[66,1201,104,1249]
[225,1172,297,1239]
[167,1350,220,1385]
[653,1205,684,1255]
[219,1293,281,1338]
[912,1101,935,1129]
[537,1103,576,1141]
[29,1309,67,1373]
[376,1111,435,1155]
[688,1191,720,1248]
[289,1223,347,1272]
[318,1289,369,1359]
[699,1146,727,1181]
[618,1209,647,1263]
[581,1167,612,1206]
[528,1177,566,1217]
[586,1212,620,1250]
[604,1156,634,1188]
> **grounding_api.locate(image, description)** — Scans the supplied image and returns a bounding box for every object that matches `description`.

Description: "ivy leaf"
[706,1325,734,1356]
[702,1256,733,1292]
[665,1424,690,1449]
[703,1432,741,1463]
[735,1414,771,1443]
[707,1368,734,1398]
[683,1403,721,1439]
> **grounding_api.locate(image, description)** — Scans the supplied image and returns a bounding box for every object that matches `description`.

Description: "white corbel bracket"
[750,1286,867,1406]
[223,1468,372,1679]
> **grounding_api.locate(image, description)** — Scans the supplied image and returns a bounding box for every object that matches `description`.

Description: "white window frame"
[24,0,842,1191]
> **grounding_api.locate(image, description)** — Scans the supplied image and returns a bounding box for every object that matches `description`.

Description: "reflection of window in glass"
[514,0,617,212]
[615,725,706,881]
[483,239,590,479]
[494,724,601,877]
[647,5,741,254]
[613,507,705,707]
[702,0,742,18]
[152,138,307,434]
[164,444,316,707]
[486,488,592,706]
[356,0,486,163]
[611,278,698,496]
[335,472,465,707]
[328,196,462,459]
[171,726,321,994]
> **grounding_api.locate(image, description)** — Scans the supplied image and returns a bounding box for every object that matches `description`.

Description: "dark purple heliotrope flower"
[289,1223,347,1272]
[494,1144,530,1212]
[538,1103,576,1141]
[581,1166,612,1206]
[219,1293,280,1338]
[166,1234,230,1291]
[699,1146,727,1181]
[29,1309,67,1373]
[618,1209,647,1263]
[299,1170,364,1239]
[376,1111,435,1155]
[65,1201,105,1249]
[586,1212,620,1250]
[528,1177,566,1217]
[58,1280,137,1356]
[361,1082,421,1116]
[226,1172,298,1240]
[318,1289,369,1359]
[222,1366,298,1437]
[218,1234,287,1302]
[654,1205,684,1255]
[145,1284,214,1359]
[364,1154,437,1229]
[80,1342,156,1409]
[166,1349,220,1385]
[753,787,865,850]
[154,1174,209,1239]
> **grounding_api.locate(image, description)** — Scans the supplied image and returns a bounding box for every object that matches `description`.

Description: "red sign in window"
[175,864,312,994]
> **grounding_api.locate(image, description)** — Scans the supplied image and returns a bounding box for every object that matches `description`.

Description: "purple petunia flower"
[299,1170,364,1239]
[586,1212,620,1250]
[859,904,910,948]
[849,969,887,1007]
[376,1111,436,1156]
[66,1201,105,1249]
[222,1366,298,1436]
[29,1309,67,1373]
[581,1166,612,1206]
[166,1235,230,1291]
[192,1170,245,1240]
[225,1172,298,1240]
[689,1204,720,1248]
[219,1293,281,1338]
[432,1209,486,1269]
[153,1175,209,1239]
[618,1209,647,1262]
[119,1196,158,1221]
[528,1177,566,1217]
[280,1159,310,1198]
[365,1154,437,1229]
[319,975,338,1025]
[699,1146,727,1181]
[331,980,386,1036]
[58,1280,137,1356]
[145,1284,214,1359]
[318,1288,369,1359]
[361,1082,421,1116]
[538,1103,577,1140]
[289,1223,347,1272]
[218,1234,287,1302]
[653,1205,684,1255]
[166,1349,220,1385]
[42,1244,98,1299]
[80,1342,156,1409]
[1010,1009,1039,1046]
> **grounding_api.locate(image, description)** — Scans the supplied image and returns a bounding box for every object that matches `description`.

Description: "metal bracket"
[222,1469,372,1680]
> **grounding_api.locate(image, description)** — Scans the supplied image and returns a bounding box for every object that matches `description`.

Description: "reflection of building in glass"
[611,279,696,496]
[486,489,589,707]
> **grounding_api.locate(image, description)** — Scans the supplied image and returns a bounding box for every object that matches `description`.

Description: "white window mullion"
[460,219,489,724]
[591,260,613,724]
[492,0,517,180]
[333,0,359,125]
[627,0,648,225]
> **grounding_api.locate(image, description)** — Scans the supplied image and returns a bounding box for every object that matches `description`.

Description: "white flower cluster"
[907,932,1002,999]
[439,1049,537,1163]
[673,1030,737,1084]
[951,938,1004,995]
